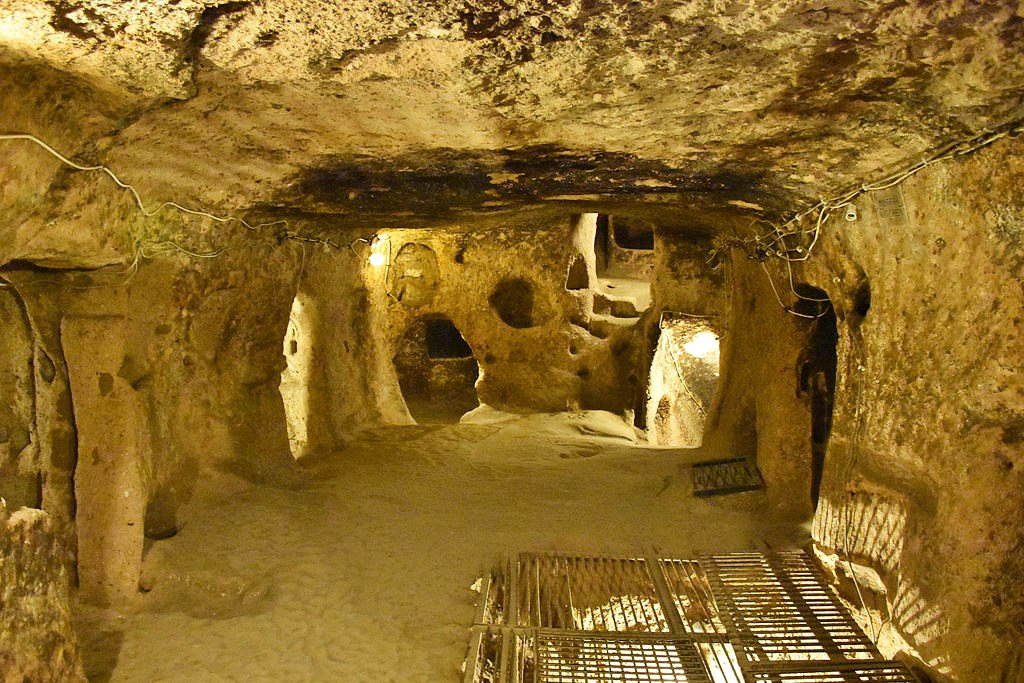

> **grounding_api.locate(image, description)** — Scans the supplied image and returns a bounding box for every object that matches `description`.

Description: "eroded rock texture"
[0,502,85,681]
[1,0,1023,242]
[808,135,1024,680]
[0,1,1022,681]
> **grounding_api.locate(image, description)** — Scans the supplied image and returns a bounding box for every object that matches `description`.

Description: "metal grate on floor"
[701,553,880,668]
[536,631,714,682]
[746,661,920,682]
[691,458,764,497]
[465,552,918,683]
[491,554,671,632]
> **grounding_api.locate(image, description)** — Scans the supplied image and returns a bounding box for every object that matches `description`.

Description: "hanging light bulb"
[683,330,719,359]
[368,233,390,267]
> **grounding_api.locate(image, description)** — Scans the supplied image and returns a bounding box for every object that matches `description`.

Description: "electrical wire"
[0,132,385,290]
[759,260,828,320]
[748,117,1023,319]
[0,133,287,232]
[141,241,223,259]
[836,320,880,643]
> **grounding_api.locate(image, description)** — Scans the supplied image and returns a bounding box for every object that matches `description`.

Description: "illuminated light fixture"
[683,330,719,359]
[368,233,390,267]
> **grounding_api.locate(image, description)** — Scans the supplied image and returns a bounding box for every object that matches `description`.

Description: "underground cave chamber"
[1,3,1023,679]
[3,154,1024,679]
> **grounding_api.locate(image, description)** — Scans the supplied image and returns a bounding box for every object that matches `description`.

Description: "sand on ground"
[76,411,810,682]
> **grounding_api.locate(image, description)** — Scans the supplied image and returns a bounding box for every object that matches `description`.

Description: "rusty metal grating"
[658,559,728,635]
[503,554,670,632]
[465,552,918,683]
[536,630,714,682]
[746,661,919,682]
[701,553,880,667]
[691,458,764,497]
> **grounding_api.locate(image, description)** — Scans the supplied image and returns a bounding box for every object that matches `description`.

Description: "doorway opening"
[280,294,312,459]
[394,316,480,424]
[794,284,838,509]
[592,215,654,320]
[646,313,721,447]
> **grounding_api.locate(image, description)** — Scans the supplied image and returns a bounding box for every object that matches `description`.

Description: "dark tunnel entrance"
[394,316,480,424]
[795,284,838,510]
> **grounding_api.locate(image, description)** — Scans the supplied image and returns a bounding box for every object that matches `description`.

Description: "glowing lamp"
[683,331,719,359]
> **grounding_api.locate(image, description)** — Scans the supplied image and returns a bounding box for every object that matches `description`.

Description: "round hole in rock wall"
[389,242,440,307]
[489,277,540,328]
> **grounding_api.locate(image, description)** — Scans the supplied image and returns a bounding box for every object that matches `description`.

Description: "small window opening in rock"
[646,315,721,447]
[851,278,871,321]
[611,217,655,250]
[794,284,838,510]
[490,277,537,328]
[585,213,653,323]
[395,317,480,423]
[565,256,589,291]
[279,295,311,459]
[425,318,473,359]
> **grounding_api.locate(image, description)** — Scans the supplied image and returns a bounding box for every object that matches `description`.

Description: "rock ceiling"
[1,0,1023,240]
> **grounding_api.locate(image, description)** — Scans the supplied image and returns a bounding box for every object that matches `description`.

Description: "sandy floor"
[76,411,811,682]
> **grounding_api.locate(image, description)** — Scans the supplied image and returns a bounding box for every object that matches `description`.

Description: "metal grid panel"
[692,459,764,497]
[658,560,728,635]
[702,552,880,668]
[535,630,713,683]
[503,555,671,632]
[505,629,538,683]
[466,552,919,683]
[747,660,920,682]
[658,560,744,682]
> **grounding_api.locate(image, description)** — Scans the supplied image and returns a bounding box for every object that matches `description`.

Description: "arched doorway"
[646,314,721,447]
[393,316,480,424]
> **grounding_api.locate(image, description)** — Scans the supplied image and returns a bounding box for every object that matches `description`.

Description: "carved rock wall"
[808,135,1024,681]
